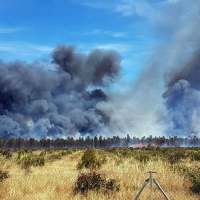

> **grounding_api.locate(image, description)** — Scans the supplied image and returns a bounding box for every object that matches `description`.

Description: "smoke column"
[163,49,200,137]
[0,46,121,139]
[131,0,200,138]
[159,0,200,138]
[103,0,200,138]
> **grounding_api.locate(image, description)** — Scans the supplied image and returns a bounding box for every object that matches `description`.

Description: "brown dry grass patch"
[0,148,199,200]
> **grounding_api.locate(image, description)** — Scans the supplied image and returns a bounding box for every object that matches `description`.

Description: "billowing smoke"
[0,45,121,139]
[160,0,200,138]
[163,50,200,137]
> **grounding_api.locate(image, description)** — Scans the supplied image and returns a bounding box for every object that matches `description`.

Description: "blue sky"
[0,0,169,82]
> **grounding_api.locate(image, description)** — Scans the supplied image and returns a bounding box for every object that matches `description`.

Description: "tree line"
[0,134,200,149]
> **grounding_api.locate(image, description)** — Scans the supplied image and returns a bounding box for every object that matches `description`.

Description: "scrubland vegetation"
[0,146,199,199]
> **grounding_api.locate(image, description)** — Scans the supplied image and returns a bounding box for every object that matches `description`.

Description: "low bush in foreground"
[74,171,120,196]
[189,170,200,194]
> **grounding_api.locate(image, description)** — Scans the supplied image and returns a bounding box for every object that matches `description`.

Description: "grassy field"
[0,147,199,200]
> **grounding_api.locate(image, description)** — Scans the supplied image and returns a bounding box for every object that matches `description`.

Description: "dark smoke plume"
[163,49,200,137]
[0,45,121,140]
[158,0,200,138]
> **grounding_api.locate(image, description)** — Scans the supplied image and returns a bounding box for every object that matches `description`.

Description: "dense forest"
[0,135,200,149]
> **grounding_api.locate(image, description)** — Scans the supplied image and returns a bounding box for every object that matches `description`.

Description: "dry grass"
[0,148,199,200]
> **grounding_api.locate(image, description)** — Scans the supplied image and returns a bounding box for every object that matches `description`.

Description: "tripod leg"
[134,179,149,200]
[153,179,170,200]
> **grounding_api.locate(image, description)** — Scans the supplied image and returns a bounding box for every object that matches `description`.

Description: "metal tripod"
[134,171,170,200]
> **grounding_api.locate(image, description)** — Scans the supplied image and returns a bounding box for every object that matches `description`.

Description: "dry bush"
[74,171,119,196]
[1,150,12,159]
[0,170,9,182]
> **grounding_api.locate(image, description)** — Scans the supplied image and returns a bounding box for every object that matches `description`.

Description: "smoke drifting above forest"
[163,50,200,137]
[160,0,200,138]
[0,46,122,139]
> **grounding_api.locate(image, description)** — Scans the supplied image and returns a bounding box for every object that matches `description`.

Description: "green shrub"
[191,151,200,161]
[60,149,72,156]
[74,171,119,196]
[17,150,27,160]
[47,154,62,161]
[121,149,132,158]
[135,154,150,163]
[17,150,45,171]
[21,156,45,170]
[77,148,102,170]
[167,151,184,165]
[173,164,189,175]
